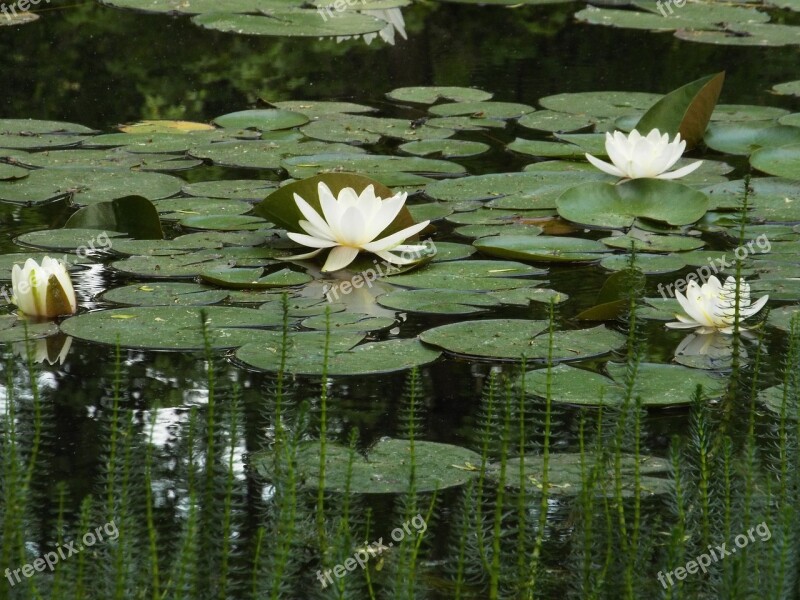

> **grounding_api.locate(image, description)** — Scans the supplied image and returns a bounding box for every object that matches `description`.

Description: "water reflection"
[337,8,407,45]
[12,333,73,365]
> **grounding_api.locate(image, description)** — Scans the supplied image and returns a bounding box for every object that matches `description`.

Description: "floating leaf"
[486,452,671,497]
[557,180,709,228]
[102,282,229,306]
[236,334,440,375]
[420,319,625,361]
[255,438,481,493]
[386,87,493,104]
[65,195,164,239]
[636,72,724,149]
[474,235,610,263]
[61,306,289,350]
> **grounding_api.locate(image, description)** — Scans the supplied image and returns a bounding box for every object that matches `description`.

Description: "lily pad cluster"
[1,78,798,380]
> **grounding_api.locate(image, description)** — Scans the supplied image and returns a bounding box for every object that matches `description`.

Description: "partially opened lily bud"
[11,257,77,318]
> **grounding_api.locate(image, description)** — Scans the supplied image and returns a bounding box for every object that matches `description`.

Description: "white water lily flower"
[585,129,703,180]
[11,257,77,318]
[286,182,430,272]
[666,276,768,334]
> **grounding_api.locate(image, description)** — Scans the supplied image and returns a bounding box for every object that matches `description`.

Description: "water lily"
[11,257,77,318]
[666,276,768,334]
[585,129,703,180]
[286,182,430,272]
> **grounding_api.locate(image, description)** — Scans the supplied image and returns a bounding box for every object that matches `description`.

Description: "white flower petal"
[321,246,360,272]
[361,220,430,253]
[286,232,339,249]
[585,153,625,177]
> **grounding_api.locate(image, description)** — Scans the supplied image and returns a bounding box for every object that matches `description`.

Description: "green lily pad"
[15,229,126,252]
[199,266,312,288]
[674,23,800,47]
[300,312,396,332]
[235,334,440,375]
[189,140,363,170]
[600,232,704,252]
[507,138,586,158]
[420,319,625,362]
[179,214,268,231]
[399,139,490,158]
[271,100,376,116]
[192,10,388,37]
[377,288,501,315]
[386,87,493,104]
[0,168,183,205]
[773,80,800,97]
[0,316,60,343]
[281,153,464,180]
[486,453,671,497]
[301,115,454,145]
[759,384,800,419]
[557,180,709,229]
[538,91,661,118]
[474,235,610,263]
[182,179,278,199]
[212,109,309,131]
[101,282,229,306]
[704,122,800,155]
[767,304,800,332]
[386,260,545,291]
[406,202,454,223]
[751,143,800,179]
[517,110,596,133]
[65,195,164,239]
[110,251,233,278]
[154,197,253,221]
[60,306,289,350]
[255,438,481,494]
[427,101,535,120]
[704,178,800,220]
[519,362,724,406]
[425,171,611,209]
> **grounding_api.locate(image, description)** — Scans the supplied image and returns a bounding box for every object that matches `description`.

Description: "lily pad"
[65,195,164,239]
[751,143,800,179]
[557,180,709,229]
[300,312,396,332]
[377,288,501,315]
[236,334,440,375]
[519,362,724,406]
[212,109,309,131]
[386,87,493,104]
[0,316,60,343]
[255,438,481,493]
[182,179,278,199]
[0,168,183,205]
[474,235,610,263]
[192,10,388,38]
[101,282,229,306]
[386,259,545,291]
[427,101,535,120]
[704,122,800,155]
[420,319,625,362]
[399,139,489,158]
[486,453,671,497]
[60,306,289,350]
[199,266,312,288]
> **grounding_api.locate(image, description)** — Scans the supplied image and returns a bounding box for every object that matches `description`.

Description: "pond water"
[1,1,800,599]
